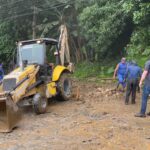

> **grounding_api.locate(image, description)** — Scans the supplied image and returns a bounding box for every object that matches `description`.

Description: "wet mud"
[0,79,150,150]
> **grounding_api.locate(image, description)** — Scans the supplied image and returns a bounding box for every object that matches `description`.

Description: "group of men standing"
[114,58,150,117]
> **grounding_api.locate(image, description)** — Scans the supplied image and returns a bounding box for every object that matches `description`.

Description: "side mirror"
[23,60,28,68]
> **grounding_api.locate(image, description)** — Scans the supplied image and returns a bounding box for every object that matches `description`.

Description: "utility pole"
[32,1,37,39]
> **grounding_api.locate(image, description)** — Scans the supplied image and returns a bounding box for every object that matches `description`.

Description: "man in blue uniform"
[125,61,142,105]
[0,64,4,81]
[135,60,150,117]
[113,57,127,91]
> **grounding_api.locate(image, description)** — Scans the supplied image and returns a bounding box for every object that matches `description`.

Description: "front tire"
[33,93,48,114]
[57,73,72,101]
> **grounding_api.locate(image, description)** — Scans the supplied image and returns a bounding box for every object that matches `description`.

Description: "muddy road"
[0,80,150,150]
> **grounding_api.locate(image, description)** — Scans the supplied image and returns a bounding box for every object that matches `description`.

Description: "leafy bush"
[73,62,115,79]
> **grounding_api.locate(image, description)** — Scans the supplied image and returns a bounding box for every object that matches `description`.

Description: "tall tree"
[79,0,133,61]
[123,0,150,58]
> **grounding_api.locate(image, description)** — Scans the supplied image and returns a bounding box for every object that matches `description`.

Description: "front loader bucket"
[0,95,22,133]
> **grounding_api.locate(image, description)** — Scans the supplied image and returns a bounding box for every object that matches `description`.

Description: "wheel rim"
[40,98,47,109]
[33,93,47,114]
[63,79,71,97]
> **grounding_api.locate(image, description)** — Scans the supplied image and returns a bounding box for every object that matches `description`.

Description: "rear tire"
[33,93,47,114]
[57,73,72,101]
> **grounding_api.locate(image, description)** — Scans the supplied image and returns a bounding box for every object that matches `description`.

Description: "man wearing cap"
[125,61,142,105]
[135,60,150,117]
[113,57,127,91]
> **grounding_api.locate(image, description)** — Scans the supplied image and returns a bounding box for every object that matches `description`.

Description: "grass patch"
[73,56,149,80]
[73,62,115,79]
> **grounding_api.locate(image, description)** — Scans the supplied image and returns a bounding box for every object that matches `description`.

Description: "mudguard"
[52,65,70,82]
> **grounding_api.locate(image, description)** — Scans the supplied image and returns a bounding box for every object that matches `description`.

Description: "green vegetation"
[79,0,131,61]
[0,0,149,76]
[124,0,150,58]
[74,62,115,79]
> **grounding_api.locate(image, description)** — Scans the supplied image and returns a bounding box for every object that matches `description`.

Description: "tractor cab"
[18,38,60,66]
[17,38,62,78]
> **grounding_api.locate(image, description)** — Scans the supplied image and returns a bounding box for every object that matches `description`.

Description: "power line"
[0,0,74,17]
[0,1,75,22]
[0,0,44,9]
[0,0,25,8]
[0,0,71,9]
[0,0,58,15]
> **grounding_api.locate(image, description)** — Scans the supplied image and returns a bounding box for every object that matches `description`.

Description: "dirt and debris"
[0,79,150,150]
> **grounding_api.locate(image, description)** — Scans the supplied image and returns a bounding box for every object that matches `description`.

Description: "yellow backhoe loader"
[0,38,72,132]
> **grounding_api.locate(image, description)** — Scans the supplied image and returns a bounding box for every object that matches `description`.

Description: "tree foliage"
[0,0,149,70]
[79,1,128,60]
[123,0,150,58]
[0,0,77,68]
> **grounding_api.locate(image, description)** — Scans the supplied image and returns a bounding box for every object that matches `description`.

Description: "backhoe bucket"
[0,95,22,133]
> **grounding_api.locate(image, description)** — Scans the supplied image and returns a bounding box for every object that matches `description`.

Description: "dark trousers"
[125,79,138,103]
[140,85,150,114]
